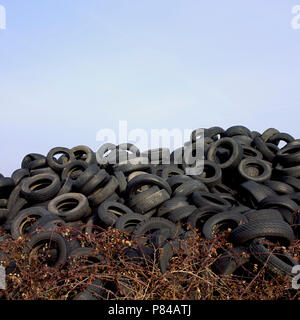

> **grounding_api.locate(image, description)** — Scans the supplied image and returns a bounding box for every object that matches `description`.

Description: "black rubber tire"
[132,189,170,214]
[172,180,207,197]
[126,174,172,197]
[263,180,295,195]
[261,128,280,142]
[11,169,30,186]
[48,193,91,222]
[249,238,298,279]
[160,166,184,180]
[115,213,149,233]
[243,209,283,222]
[241,145,263,160]
[80,169,110,196]
[277,176,300,191]
[71,145,96,165]
[47,147,75,172]
[57,178,74,196]
[252,137,277,162]
[96,143,117,166]
[168,205,197,223]
[126,186,160,208]
[192,191,231,210]
[20,173,61,203]
[0,199,8,208]
[232,135,253,146]
[224,126,252,138]
[207,137,243,170]
[0,178,15,198]
[196,160,222,188]
[27,214,65,235]
[157,196,189,217]
[238,158,272,183]
[98,201,133,227]
[202,210,247,239]
[267,132,294,146]
[113,171,127,194]
[30,167,56,177]
[239,181,276,208]
[228,220,295,245]
[27,231,68,267]
[214,247,250,275]
[187,206,223,229]
[73,164,99,191]
[21,153,45,169]
[258,195,298,215]
[10,207,50,239]
[132,217,179,240]
[274,163,300,178]
[61,160,88,182]
[88,176,119,207]
[159,240,189,274]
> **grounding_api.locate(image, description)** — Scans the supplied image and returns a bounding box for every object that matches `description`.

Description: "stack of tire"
[0,126,300,299]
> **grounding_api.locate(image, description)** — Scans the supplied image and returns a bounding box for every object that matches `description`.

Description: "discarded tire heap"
[1,125,300,299]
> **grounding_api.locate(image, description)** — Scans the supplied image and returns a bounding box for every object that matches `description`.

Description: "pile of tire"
[1,125,300,299]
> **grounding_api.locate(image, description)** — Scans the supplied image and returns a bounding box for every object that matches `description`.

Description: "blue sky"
[0,0,300,176]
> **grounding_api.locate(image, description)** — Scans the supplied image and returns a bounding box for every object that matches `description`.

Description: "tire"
[127,186,160,208]
[258,195,298,216]
[159,240,189,274]
[21,153,45,169]
[20,173,61,203]
[267,132,294,146]
[277,176,300,191]
[27,231,68,267]
[252,137,277,162]
[172,180,207,197]
[228,220,295,245]
[214,247,250,275]
[48,193,91,222]
[187,206,223,229]
[28,214,65,235]
[132,217,179,240]
[0,178,15,198]
[132,189,170,214]
[71,145,96,165]
[10,207,50,239]
[96,143,117,166]
[196,160,222,188]
[241,145,263,160]
[192,191,231,210]
[73,164,99,191]
[232,135,253,146]
[249,238,298,279]
[238,158,272,183]
[57,178,74,196]
[115,213,149,233]
[98,201,133,227]
[47,147,75,172]
[202,210,247,239]
[261,128,280,142]
[224,126,252,138]
[61,160,88,182]
[160,166,184,180]
[263,180,295,195]
[126,174,172,198]
[80,169,110,196]
[239,181,276,208]
[243,209,283,222]
[88,176,119,207]
[11,169,30,185]
[113,171,127,194]
[207,138,243,170]
[157,197,189,217]
[168,205,197,223]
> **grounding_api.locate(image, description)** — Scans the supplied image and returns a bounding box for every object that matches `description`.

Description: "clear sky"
[0,0,300,176]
